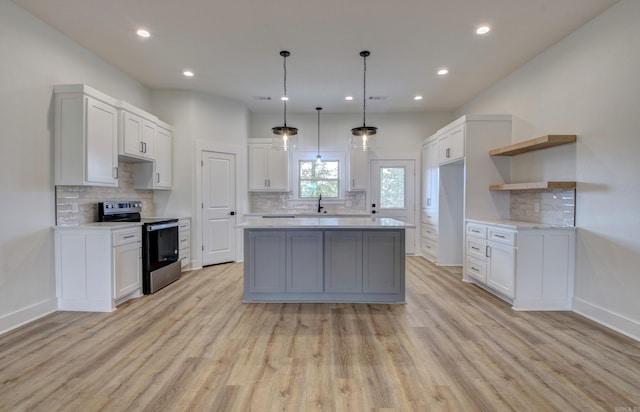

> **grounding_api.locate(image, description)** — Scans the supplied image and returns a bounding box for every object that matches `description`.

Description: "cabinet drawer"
[421,210,438,225]
[422,223,438,241]
[466,238,487,261]
[112,227,142,246]
[178,218,191,232]
[488,228,516,246]
[422,236,438,256]
[466,223,487,239]
[466,256,486,283]
[179,233,190,249]
[179,247,190,268]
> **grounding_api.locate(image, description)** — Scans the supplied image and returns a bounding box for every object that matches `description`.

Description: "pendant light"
[316,107,322,164]
[272,50,297,151]
[351,50,377,149]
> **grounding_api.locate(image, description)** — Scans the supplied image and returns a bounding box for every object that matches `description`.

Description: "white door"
[202,151,236,265]
[370,159,416,254]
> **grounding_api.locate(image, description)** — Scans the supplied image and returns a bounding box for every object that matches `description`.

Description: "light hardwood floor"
[1,257,639,411]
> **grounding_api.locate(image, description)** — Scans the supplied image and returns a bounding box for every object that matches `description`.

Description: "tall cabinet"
[420,115,512,266]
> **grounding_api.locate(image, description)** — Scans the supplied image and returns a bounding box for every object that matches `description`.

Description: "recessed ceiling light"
[280,96,289,101]
[476,25,491,35]
[437,68,449,76]
[345,96,354,101]
[183,71,194,77]
[136,29,150,38]
[414,95,423,101]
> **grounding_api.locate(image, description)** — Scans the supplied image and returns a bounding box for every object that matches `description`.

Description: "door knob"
[229,211,236,216]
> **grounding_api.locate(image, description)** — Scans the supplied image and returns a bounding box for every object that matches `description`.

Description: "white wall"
[458,0,640,339]
[250,112,454,155]
[0,1,151,333]
[151,91,249,268]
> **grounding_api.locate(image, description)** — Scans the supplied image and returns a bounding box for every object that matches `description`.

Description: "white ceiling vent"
[368,96,387,100]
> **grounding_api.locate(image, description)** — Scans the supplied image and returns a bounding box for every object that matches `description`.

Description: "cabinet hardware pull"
[140,141,144,153]
[123,234,135,239]
[264,179,267,187]
[495,234,505,238]
[471,246,480,251]
[486,246,491,257]
[471,229,480,233]
[446,148,450,158]
[180,238,187,242]
[114,167,118,179]
[156,173,160,183]
[471,266,479,272]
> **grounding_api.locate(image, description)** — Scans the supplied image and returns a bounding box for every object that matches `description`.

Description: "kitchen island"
[237,217,413,303]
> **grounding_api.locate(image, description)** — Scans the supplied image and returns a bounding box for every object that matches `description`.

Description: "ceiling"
[13,0,618,114]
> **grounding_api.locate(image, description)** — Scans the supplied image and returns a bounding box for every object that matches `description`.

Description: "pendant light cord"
[317,107,321,156]
[362,53,367,127]
[283,53,288,127]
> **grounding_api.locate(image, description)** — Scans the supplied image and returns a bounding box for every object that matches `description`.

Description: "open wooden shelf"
[489,135,576,156]
[489,181,577,191]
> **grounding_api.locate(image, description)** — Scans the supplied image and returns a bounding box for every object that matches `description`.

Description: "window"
[299,160,340,198]
[379,167,405,208]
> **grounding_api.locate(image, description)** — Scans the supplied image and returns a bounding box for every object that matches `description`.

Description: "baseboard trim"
[0,298,58,337]
[573,297,640,342]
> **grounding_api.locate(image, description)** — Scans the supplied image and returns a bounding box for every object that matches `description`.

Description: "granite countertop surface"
[237,217,415,229]
[465,218,576,230]
[244,211,371,217]
[54,222,142,230]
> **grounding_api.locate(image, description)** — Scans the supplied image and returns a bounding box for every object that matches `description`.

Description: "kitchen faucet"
[317,194,324,213]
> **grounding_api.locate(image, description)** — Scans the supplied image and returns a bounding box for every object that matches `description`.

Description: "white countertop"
[237,217,415,229]
[54,222,142,231]
[245,211,371,217]
[466,218,576,230]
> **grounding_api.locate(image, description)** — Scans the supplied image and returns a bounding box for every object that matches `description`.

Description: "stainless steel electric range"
[98,201,181,294]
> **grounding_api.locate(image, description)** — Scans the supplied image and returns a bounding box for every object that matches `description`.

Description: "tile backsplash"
[55,162,155,225]
[509,189,575,226]
[250,191,368,214]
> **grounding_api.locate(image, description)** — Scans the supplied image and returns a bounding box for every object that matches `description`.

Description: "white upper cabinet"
[348,147,369,191]
[438,123,465,165]
[133,121,173,190]
[248,142,289,191]
[421,136,439,209]
[119,102,156,161]
[54,84,119,187]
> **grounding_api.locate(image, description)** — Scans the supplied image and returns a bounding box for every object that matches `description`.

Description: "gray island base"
[238,217,412,304]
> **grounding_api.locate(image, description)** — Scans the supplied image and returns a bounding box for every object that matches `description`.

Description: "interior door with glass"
[370,159,416,254]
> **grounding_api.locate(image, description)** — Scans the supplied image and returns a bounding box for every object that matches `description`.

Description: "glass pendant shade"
[272,50,297,151]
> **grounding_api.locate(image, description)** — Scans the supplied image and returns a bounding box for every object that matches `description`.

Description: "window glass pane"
[380,167,405,208]
[298,160,340,198]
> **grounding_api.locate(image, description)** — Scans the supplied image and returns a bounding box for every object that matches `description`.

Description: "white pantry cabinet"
[55,224,142,312]
[248,141,289,191]
[54,84,119,187]
[464,220,575,310]
[420,135,439,262]
[133,120,173,190]
[348,147,369,191]
[119,101,156,161]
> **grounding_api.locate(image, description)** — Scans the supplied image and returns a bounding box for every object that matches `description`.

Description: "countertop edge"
[465,218,577,230]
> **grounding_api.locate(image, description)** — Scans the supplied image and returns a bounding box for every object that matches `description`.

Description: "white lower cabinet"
[55,225,142,312]
[465,221,575,310]
[178,218,191,270]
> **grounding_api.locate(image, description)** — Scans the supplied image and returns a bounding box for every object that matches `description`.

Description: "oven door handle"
[146,222,179,231]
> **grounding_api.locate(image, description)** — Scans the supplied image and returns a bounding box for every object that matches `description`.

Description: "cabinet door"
[287,231,323,293]
[245,231,286,293]
[267,147,289,190]
[487,241,515,298]
[422,138,439,208]
[248,144,269,190]
[85,97,118,186]
[438,124,465,164]
[363,231,402,294]
[349,148,369,191]
[154,126,172,188]
[141,119,156,159]
[113,241,142,300]
[325,231,363,293]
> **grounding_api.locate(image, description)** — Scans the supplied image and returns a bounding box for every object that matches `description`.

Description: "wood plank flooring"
[1,257,639,411]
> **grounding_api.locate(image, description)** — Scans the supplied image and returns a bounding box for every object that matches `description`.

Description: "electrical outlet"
[266,200,272,207]
[534,202,540,213]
